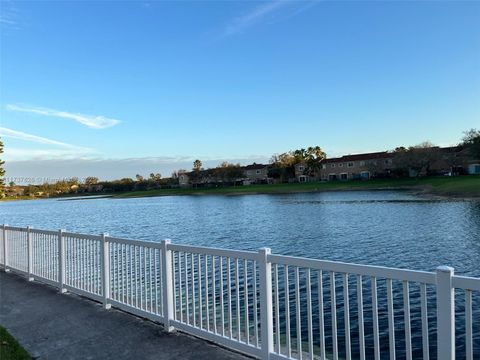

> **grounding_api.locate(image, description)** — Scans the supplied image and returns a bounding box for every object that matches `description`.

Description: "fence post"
[259,247,273,360]
[3,224,9,272]
[58,229,67,293]
[161,239,174,332]
[27,226,33,281]
[101,233,111,309]
[436,266,455,360]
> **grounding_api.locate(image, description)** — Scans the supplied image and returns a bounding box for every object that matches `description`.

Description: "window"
[298,166,304,171]
[359,161,365,166]
[360,171,370,179]
[340,173,348,180]
[256,170,261,174]
[385,159,392,165]
[338,163,343,167]
[322,164,326,169]
[331,164,336,168]
[347,162,354,167]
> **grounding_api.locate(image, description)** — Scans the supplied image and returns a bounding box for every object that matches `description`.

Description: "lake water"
[1,190,479,276]
[1,190,479,358]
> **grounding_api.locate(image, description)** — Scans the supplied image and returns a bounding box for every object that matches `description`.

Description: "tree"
[85,177,99,185]
[462,129,480,159]
[215,162,243,185]
[135,174,144,182]
[193,159,203,172]
[269,146,326,181]
[393,142,441,177]
[0,138,5,198]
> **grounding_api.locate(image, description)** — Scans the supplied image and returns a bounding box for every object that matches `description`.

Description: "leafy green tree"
[462,129,480,159]
[85,177,99,185]
[393,141,440,177]
[215,162,243,185]
[193,159,203,172]
[0,138,5,198]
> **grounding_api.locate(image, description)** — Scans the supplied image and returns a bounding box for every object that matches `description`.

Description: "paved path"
[0,271,251,359]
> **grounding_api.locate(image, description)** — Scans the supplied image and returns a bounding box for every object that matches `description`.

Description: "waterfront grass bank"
[114,175,480,199]
[0,326,31,360]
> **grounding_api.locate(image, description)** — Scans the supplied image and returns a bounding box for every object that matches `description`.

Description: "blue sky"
[1,0,479,182]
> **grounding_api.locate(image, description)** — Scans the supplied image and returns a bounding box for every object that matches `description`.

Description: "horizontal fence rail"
[1,224,479,360]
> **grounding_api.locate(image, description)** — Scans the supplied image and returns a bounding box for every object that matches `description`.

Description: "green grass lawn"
[0,326,31,360]
[114,175,480,199]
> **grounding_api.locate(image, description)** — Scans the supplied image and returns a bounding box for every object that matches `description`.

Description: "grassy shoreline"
[2,176,478,202]
[114,176,480,199]
[0,326,31,360]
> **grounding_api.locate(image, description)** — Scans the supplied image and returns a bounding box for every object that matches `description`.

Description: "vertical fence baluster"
[259,247,273,360]
[307,268,313,360]
[212,256,216,333]
[205,254,210,332]
[190,253,193,326]
[403,281,412,360]
[236,258,240,341]
[318,270,325,360]
[343,273,351,360]
[253,260,258,348]
[465,289,473,360]
[420,283,429,360]
[228,257,232,339]
[58,229,66,293]
[161,240,174,332]
[2,225,7,271]
[296,267,302,360]
[101,233,111,309]
[436,266,455,360]
[179,252,183,322]
[220,256,224,336]
[372,276,380,360]
[387,278,396,360]
[274,264,280,354]
[331,272,338,360]
[198,253,203,329]
[244,259,249,344]
[357,275,365,360]
[285,265,291,358]
[27,226,33,281]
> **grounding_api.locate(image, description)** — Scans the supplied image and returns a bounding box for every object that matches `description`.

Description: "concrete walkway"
[0,271,251,359]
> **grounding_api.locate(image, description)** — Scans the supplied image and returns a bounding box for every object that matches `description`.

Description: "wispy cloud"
[6,104,121,129]
[0,1,21,29]
[223,0,290,37]
[0,127,92,153]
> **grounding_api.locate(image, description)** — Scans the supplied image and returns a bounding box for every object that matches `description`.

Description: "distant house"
[178,171,190,188]
[243,164,269,183]
[294,163,311,182]
[320,152,394,181]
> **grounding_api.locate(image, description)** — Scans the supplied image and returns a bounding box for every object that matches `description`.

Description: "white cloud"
[224,1,289,37]
[4,148,95,161]
[6,104,121,129]
[0,127,91,150]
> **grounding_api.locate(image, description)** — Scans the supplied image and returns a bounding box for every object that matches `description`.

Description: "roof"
[243,164,268,170]
[322,151,392,164]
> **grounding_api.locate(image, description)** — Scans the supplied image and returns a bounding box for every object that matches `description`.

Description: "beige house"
[320,151,394,180]
[178,171,190,187]
[243,164,269,182]
[294,163,310,182]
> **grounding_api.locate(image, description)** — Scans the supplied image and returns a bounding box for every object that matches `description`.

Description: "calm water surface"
[1,190,479,276]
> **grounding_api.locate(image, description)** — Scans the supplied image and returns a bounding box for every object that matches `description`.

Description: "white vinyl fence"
[1,225,479,360]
